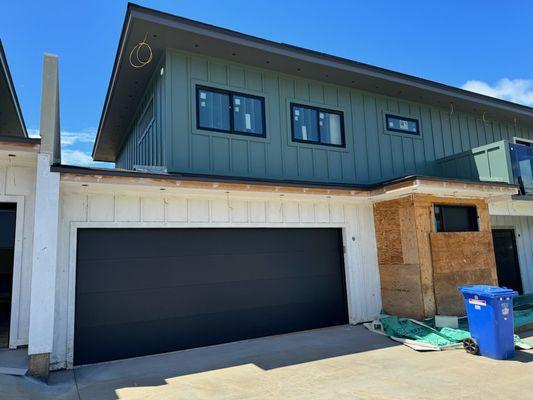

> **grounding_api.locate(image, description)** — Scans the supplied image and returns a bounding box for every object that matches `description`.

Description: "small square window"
[291,103,345,147]
[434,205,479,232]
[385,114,420,135]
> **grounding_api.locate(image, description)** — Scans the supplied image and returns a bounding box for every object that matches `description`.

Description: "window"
[137,98,154,144]
[385,114,419,135]
[196,86,265,136]
[434,205,479,232]
[291,104,344,147]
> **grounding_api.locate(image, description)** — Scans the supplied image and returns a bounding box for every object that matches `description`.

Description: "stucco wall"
[52,181,381,369]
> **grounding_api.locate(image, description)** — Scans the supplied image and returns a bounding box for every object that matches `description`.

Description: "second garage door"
[74,228,348,365]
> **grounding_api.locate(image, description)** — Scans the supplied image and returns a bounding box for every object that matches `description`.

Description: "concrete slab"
[1,325,533,399]
[0,348,28,376]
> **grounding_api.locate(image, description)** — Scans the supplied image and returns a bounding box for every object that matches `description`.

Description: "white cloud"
[61,149,95,166]
[28,127,114,168]
[461,78,533,107]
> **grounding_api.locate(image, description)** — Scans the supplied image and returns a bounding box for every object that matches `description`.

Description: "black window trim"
[137,97,155,145]
[290,103,346,148]
[195,85,267,138]
[434,204,479,233]
[385,113,420,136]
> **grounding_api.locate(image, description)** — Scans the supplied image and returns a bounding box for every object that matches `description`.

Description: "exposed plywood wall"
[430,232,498,315]
[374,196,425,319]
[374,194,498,319]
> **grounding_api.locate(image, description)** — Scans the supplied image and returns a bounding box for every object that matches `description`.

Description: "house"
[1,4,533,380]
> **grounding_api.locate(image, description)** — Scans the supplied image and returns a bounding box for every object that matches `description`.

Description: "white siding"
[491,215,533,294]
[52,184,382,369]
[0,155,36,347]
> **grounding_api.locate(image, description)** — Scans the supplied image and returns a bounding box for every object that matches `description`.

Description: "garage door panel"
[77,250,343,293]
[75,228,347,365]
[75,298,345,365]
[77,229,340,261]
[76,272,346,327]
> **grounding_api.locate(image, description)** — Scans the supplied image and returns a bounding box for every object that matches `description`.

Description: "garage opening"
[0,203,16,348]
[74,228,348,365]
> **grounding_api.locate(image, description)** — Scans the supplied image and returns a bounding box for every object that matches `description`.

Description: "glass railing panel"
[510,143,533,195]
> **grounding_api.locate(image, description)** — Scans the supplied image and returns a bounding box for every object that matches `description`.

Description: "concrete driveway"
[2,325,533,400]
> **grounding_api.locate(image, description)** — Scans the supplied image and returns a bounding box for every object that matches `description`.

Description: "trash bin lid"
[458,285,518,298]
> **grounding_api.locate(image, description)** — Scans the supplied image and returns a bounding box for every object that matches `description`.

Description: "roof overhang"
[94,3,533,162]
[0,40,27,138]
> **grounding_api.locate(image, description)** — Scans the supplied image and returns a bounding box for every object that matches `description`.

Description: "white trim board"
[0,195,25,349]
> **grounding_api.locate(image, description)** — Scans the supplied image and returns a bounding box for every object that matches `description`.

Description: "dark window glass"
[386,114,419,135]
[139,99,154,136]
[291,104,344,147]
[198,88,230,132]
[232,94,264,135]
[434,205,479,232]
[292,106,319,142]
[319,111,343,145]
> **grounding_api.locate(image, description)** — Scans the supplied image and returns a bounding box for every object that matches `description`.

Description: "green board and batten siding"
[116,49,533,184]
[116,61,166,169]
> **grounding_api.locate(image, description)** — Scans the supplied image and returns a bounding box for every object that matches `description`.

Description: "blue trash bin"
[459,285,518,360]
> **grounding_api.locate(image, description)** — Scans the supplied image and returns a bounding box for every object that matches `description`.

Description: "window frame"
[195,85,266,138]
[385,113,420,136]
[434,204,479,233]
[290,103,346,148]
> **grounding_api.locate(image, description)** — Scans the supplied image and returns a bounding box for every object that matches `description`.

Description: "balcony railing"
[436,140,533,196]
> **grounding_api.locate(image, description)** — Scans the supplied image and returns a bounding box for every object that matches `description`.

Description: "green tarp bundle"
[380,315,470,348]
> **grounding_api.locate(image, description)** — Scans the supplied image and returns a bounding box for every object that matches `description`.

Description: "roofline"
[0,39,28,137]
[94,3,533,160]
[50,163,518,194]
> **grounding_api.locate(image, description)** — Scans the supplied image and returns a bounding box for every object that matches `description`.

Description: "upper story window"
[385,114,420,136]
[196,86,265,137]
[291,103,345,147]
[434,205,479,232]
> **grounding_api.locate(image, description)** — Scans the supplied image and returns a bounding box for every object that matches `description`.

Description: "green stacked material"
[380,315,470,347]
[514,294,533,329]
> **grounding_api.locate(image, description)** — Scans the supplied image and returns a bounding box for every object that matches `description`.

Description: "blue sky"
[1,1,533,166]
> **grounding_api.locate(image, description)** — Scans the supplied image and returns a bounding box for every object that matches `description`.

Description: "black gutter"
[50,163,518,192]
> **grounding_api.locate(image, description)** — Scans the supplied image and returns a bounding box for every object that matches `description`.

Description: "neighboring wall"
[115,61,166,170]
[491,215,533,293]
[0,151,36,347]
[52,181,381,369]
[118,48,533,184]
[374,194,497,319]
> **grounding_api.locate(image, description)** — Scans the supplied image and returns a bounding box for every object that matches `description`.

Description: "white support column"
[27,153,60,378]
[27,53,61,381]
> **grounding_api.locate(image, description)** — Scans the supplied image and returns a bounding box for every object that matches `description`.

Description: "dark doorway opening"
[492,229,523,294]
[0,203,16,348]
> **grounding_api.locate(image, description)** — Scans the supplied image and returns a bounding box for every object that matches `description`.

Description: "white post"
[28,53,61,381]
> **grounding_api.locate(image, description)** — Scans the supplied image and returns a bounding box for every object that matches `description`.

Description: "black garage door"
[74,228,348,365]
